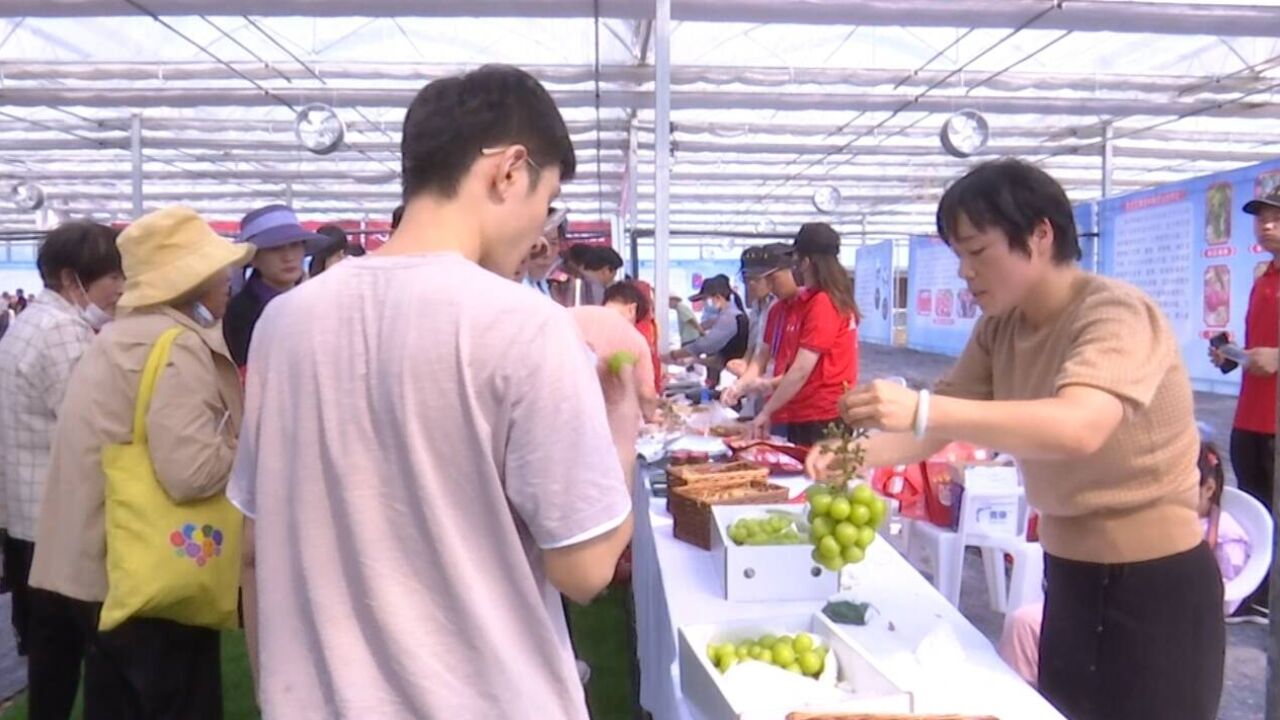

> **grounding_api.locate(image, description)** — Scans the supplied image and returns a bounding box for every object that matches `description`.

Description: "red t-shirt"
[1236,263,1279,434]
[636,317,663,393]
[763,289,858,424]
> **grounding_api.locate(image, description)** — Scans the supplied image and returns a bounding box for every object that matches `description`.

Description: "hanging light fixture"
[294,104,346,155]
[940,110,991,159]
[812,186,842,213]
[34,206,67,231]
[11,181,45,211]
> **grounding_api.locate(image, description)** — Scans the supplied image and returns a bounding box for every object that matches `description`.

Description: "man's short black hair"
[936,158,1080,265]
[604,280,651,322]
[391,204,404,230]
[37,221,122,290]
[565,244,623,273]
[401,64,576,201]
[583,245,624,272]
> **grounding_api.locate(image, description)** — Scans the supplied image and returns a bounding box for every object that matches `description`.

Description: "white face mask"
[191,302,217,329]
[75,277,112,331]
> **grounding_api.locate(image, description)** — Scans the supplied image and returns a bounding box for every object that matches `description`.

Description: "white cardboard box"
[678,613,914,720]
[711,504,839,603]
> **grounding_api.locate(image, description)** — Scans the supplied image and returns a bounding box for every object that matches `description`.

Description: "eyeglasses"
[480,146,543,175]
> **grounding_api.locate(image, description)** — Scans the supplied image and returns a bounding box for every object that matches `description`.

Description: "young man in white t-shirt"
[229,65,633,720]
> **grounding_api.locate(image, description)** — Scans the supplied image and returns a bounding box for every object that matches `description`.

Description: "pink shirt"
[568,306,655,462]
[229,254,631,720]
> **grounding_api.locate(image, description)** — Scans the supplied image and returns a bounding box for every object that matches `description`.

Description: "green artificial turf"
[569,584,638,720]
[1,591,637,720]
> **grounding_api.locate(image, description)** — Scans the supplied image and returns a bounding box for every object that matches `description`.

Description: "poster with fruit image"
[905,235,979,354]
[1098,157,1280,394]
[853,240,894,345]
[1203,265,1230,328]
[1258,171,1280,200]
[1206,182,1233,245]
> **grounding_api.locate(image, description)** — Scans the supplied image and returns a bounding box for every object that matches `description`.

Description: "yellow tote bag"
[99,327,243,632]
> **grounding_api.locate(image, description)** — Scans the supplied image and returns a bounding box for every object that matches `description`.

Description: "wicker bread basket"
[669,480,788,549]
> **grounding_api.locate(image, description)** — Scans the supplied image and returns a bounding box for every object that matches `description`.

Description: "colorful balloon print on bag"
[169,522,225,568]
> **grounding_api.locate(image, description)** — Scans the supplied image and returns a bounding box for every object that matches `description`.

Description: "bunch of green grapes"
[727,514,808,546]
[706,632,827,677]
[806,483,888,572]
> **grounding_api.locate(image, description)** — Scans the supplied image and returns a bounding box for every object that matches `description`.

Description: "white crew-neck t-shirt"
[228,252,631,720]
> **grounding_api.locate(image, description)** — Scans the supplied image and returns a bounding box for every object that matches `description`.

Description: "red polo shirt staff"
[1213,188,1280,618]
[726,224,859,447]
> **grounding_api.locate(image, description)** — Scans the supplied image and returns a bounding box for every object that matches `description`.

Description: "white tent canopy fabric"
[0,0,1278,247]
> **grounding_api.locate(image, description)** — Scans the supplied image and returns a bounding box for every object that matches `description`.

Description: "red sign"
[1123,190,1187,213]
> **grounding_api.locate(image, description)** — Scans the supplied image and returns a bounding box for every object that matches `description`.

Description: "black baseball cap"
[690,274,733,302]
[740,243,795,279]
[793,222,841,256]
[1244,189,1280,215]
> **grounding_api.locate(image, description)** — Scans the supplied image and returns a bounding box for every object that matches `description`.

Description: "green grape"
[785,663,803,674]
[821,555,846,573]
[717,654,738,673]
[811,516,835,540]
[772,644,796,667]
[805,483,831,500]
[850,504,871,526]
[833,521,858,548]
[757,648,773,665]
[818,535,841,560]
[758,634,777,648]
[869,497,888,527]
[851,483,876,506]
[855,525,876,549]
[827,496,852,521]
[798,650,823,676]
[842,544,865,564]
[809,493,833,516]
[793,633,814,653]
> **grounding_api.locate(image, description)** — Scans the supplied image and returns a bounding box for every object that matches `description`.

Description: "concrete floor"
[859,341,1264,720]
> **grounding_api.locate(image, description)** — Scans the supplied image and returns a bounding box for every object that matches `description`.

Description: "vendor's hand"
[749,411,772,439]
[1247,347,1280,376]
[1209,346,1227,369]
[722,381,748,407]
[726,359,748,377]
[839,380,920,433]
[804,440,839,482]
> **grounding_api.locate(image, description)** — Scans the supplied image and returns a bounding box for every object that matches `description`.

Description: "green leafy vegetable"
[822,600,876,626]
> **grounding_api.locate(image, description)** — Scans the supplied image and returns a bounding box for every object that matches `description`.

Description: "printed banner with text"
[1098,157,1280,394]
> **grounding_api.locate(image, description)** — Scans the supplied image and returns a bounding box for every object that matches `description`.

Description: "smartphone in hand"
[1210,332,1240,374]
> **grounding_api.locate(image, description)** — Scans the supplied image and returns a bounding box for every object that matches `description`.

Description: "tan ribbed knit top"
[936,273,1202,564]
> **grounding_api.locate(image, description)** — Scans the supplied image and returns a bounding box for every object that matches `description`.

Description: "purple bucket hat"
[238,204,327,254]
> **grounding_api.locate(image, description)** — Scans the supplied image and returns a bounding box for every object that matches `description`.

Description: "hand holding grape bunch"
[807,482,887,572]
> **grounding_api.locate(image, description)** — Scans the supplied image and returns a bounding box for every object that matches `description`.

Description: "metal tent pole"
[129,113,143,218]
[1101,123,1114,199]
[653,0,672,351]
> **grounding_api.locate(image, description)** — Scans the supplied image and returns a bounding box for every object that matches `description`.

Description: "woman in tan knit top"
[808,159,1223,720]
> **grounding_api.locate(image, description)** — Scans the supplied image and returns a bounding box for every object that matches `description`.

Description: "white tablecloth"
[631,466,1065,720]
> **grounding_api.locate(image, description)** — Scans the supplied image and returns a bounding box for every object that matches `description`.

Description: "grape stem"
[820,419,869,487]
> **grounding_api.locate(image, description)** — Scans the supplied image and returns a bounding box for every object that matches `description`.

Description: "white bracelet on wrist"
[913,389,931,439]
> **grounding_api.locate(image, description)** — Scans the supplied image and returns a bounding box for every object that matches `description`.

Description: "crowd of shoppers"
[0,61,1261,720]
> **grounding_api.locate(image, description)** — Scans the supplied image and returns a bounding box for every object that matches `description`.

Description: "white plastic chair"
[1221,486,1274,615]
[904,466,1044,613]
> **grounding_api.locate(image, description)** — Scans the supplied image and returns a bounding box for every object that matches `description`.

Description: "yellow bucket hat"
[117,207,256,310]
